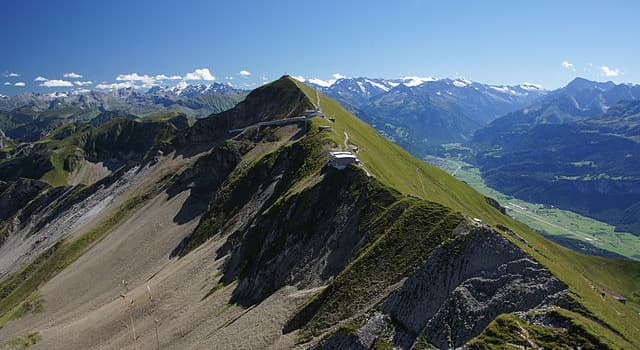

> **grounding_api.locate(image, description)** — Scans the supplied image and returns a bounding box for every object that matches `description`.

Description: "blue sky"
[1,0,638,94]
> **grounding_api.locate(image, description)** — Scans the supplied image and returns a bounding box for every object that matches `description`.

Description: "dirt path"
[343,131,350,150]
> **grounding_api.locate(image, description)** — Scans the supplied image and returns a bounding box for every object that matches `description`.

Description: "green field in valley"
[424,155,640,260]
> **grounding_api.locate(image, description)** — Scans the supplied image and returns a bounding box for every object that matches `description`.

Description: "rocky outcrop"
[0,165,151,278]
[0,178,49,221]
[313,224,567,349]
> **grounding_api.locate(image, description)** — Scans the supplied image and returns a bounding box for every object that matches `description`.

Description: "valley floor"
[424,155,640,260]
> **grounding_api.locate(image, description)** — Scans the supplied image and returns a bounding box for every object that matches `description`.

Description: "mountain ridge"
[0,77,637,349]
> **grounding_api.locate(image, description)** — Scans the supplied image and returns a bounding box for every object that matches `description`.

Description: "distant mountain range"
[0,83,248,142]
[472,78,640,238]
[300,77,547,157]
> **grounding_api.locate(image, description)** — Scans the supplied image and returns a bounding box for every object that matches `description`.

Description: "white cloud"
[113,72,182,88]
[74,81,93,86]
[14,82,26,87]
[225,76,234,80]
[239,70,251,76]
[40,79,74,87]
[154,74,182,80]
[34,76,48,81]
[3,82,10,86]
[600,65,622,77]
[4,72,20,77]
[561,61,575,71]
[183,68,215,81]
[95,81,136,90]
[63,72,83,78]
[332,73,346,80]
[116,73,155,84]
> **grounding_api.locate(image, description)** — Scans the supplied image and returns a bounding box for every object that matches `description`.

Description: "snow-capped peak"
[519,82,543,91]
[401,76,437,87]
[365,79,391,92]
[306,78,335,87]
[489,85,520,95]
[452,79,470,88]
[49,91,70,99]
[173,81,190,94]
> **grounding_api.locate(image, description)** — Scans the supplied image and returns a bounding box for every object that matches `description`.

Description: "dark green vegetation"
[472,79,640,238]
[289,200,462,337]
[0,117,182,187]
[0,332,41,350]
[468,309,615,349]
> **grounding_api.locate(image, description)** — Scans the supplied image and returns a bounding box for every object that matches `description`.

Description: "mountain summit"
[0,77,638,349]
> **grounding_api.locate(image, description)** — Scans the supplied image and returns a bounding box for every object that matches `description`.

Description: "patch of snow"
[356,81,367,94]
[172,81,190,95]
[402,76,437,87]
[452,80,468,88]
[49,92,69,98]
[520,82,543,91]
[307,78,335,87]
[365,79,390,92]
[489,85,520,95]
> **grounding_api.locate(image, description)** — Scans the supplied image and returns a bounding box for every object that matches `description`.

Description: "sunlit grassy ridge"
[291,77,640,348]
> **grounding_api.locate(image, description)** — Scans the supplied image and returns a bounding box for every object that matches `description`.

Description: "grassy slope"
[291,77,640,348]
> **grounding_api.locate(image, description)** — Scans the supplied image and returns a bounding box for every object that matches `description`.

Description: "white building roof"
[330,151,358,159]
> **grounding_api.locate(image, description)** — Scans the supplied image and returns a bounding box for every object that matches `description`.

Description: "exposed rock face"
[0,165,151,278]
[223,168,375,305]
[314,225,567,349]
[0,178,49,221]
